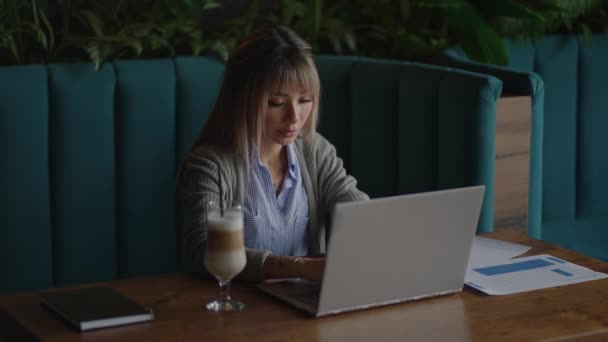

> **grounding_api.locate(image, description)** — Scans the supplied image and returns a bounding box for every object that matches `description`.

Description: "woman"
[178,25,368,282]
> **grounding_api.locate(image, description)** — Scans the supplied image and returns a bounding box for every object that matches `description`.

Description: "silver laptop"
[257,185,485,317]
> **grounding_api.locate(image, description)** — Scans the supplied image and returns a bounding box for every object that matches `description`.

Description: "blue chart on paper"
[552,269,573,276]
[547,256,567,264]
[474,259,554,276]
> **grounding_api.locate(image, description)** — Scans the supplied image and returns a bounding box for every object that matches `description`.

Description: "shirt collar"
[286,144,299,180]
[253,144,299,179]
[253,144,297,170]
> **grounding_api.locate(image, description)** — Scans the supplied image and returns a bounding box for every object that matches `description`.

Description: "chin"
[274,136,298,146]
[275,138,296,146]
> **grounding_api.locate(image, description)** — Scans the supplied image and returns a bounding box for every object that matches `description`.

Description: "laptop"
[257,185,485,317]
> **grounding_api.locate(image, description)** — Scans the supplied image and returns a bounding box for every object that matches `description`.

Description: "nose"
[285,102,299,123]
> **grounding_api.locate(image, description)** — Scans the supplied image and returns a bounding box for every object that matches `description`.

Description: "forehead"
[266,63,317,95]
[268,82,310,96]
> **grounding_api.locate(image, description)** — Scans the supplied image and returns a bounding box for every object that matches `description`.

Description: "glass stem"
[219,280,231,301]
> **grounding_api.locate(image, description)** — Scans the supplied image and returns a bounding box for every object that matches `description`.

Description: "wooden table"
[1,230,608,342]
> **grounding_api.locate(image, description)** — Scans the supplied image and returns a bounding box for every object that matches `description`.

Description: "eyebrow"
[269,91,310,96]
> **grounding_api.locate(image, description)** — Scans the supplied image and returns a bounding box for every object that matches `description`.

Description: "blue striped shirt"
[243,144,310,256]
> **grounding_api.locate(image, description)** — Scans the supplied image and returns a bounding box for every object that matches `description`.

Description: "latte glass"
[204,201,247,311]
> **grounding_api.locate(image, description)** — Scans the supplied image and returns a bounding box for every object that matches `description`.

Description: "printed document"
[465,254,608,295]
[467,236,531,269]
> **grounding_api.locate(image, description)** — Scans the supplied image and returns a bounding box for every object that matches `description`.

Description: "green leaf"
[122,23,152,38]
[559,12,573,31]
[86,42,102,70]
[414,0,465,9]
[4,33,21,63]
[325,0,348,18]
[191,39,204,55]
[486,1,545,21]
[39,9,55,50]
[446,3,509,65]
[327,32,342,54]
[294,0,309,18]
[547,0,603,14]
[127,39,143,55]
[148,35,175,54]
[60,0,72,38]
[32,0,40,26]
[581,23,593,46]
[211,40,229,61]
[78,10,105,37]
[313,0,322,36]
[400,0,410,19]
[529,0,565,12]
[344,29,356,52]
[22,22,48,50]
[202,1,221,10]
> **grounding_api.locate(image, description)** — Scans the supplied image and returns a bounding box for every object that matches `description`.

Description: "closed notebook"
[40,286,154,331]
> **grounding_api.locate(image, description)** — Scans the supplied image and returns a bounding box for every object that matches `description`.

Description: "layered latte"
[204,210,247,281]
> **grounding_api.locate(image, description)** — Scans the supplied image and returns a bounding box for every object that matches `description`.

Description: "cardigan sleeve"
[178,147,271,283]
[313,133,370,211]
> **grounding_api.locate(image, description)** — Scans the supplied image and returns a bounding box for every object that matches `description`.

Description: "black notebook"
[40,286,154,331]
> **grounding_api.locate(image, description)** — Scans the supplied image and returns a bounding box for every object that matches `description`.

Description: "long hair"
[193,25,321,166]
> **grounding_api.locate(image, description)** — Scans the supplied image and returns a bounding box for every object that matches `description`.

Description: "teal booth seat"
[440,34,608,261]
[0,56,501,294]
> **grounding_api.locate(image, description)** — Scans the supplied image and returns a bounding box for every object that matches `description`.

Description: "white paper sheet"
[467,236,531,270]
[465,254,608,295]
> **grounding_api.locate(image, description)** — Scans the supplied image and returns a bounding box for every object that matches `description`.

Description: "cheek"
[301,104,313,121]
[264,109,282,128]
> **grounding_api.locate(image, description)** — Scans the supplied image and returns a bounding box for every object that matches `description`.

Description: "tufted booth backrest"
[442,34,608,261]
[0,56,501,293]
[315,56,500,218]
[0,57,224,293]
[503,35,608,260]
[504,35,608,221]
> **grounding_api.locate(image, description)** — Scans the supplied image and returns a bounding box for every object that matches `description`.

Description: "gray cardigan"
[178,132,369,282]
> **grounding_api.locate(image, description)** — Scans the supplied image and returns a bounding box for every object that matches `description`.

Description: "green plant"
[490,0,608,43]
[264,0,608,65]
[0,0,231,68]
[1,0,607,68]
[345,0,461,62]
[0,0,54,64]
[67,0,227,68]
[262,0,356,55]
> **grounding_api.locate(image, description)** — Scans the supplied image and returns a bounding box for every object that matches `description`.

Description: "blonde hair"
[194,25,321,166]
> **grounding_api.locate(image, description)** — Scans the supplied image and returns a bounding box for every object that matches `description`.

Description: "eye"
[268,100,284,107]
[299,98,313,104]
[268,96,285,107]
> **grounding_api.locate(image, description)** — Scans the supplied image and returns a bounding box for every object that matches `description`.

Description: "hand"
[294,257,326,282]
[263,256,326,282]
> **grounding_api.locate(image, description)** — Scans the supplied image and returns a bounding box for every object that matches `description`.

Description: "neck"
[259,143,285,166]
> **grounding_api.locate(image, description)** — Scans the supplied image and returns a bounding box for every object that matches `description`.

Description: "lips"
[278,128,298,137]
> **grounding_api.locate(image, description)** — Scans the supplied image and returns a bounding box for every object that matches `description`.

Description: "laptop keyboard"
[287,290,320,308]
[261,279,321,311]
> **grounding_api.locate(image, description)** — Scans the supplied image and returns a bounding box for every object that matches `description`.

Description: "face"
[262,84,313,148]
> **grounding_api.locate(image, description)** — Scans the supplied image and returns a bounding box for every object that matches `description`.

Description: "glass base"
[206,298,246,312]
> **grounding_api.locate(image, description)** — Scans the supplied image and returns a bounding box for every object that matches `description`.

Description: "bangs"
[264,55,320,96]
